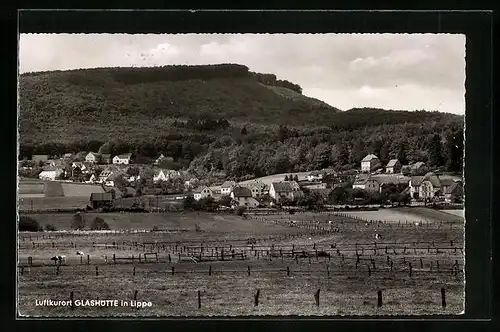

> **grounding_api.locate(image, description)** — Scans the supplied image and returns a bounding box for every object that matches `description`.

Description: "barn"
[89,193,113,209]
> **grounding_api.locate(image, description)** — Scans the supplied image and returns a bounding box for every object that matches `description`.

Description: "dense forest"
[18,64,464,181]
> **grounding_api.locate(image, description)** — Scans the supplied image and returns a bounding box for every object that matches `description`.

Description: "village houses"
[361,154,381,173]
[193,186,213,201]
[385,159,401,174]
[352,176,380,193]
[269,181,304,203]
[230,186,260,208]
[246,180,270,198]
[85,152,100,163]
[113,153,132,165]
[409,172,462,200]
[220,181,237,196]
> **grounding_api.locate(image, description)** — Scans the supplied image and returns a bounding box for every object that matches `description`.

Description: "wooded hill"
[18,64,464,180]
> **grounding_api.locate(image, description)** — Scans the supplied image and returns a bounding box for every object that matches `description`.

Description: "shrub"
[19,216,42,232]
[235,206,247,216]
[194,224,202,232]
[45,224,57,231]
[71,213,86,230]
[289,209,296,215]
[90,217,110,230]
[152,225,159,231]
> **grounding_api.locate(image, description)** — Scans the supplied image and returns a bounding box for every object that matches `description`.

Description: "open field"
[17,211,464,317]
[340,207,464,224]
[440,209,465,218]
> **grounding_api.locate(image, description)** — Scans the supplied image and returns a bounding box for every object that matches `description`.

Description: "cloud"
[18,33,465,114]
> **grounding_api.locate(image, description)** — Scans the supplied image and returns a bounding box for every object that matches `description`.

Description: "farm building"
[410,162,427,175]
[445,181,463,203]
[230,187,259,208]
[385,159,401,174]
[90,193,113,209]
[193,186,213,201]
[361,154,381,173]
[302,182,327,190]
[113,153,133,165]
[408,172,455,200]
[246,181,270,198]
[221,181,237,195]
[352,176,380,193]
[269,181,304,203]
[38,167,63,181]
[154,154,174,165]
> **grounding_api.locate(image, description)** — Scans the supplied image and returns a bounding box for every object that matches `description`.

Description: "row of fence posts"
[64,287,448,310]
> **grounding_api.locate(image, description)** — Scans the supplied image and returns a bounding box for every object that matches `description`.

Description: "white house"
[221,181,237,196]
[193,186,213,201]
[113,153,132,165]
[154,154,174,165]
[307,171,324,182]
[352,176,380,193]
[385,159,401,174]
[361,154,380,173]
[85,152,100,163]
[409,172,442,200]
[153,169,169,182]
[38,167,63,181]
[269,181,304,203]
[230,186,259,208]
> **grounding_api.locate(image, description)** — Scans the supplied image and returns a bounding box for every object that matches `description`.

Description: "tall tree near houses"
[337,142,349,166]
[349,140,365,165]
[396,142,409,165]
[428,133,444,167]
[445,130,463,172]
[379,142,390,165]
[369,139,383,157]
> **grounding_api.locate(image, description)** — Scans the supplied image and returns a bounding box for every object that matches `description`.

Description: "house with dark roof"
[385,159,401,174]
[410,162,427,175]
[269,181,304,203]
[361,154,380,173]
[90,193,113,209]
[231,186,259,207]
[444,181,463,203]
[409,172,454,200]
[85,152,100,163]
[246,180,270,197]
[352,176,380,193]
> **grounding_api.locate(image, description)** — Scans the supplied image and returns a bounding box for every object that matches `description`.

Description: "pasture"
[18,180,104,211]
[340,207,464,224]
[17,210,465,317]
[238,172,310,186]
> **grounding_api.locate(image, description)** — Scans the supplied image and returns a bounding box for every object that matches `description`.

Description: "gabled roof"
[63,153,73,158]
[271,181,301,193]
[309,171,323,176]
[445,181,463,195]
[386,159,399,167]
[422,172,441,187]
[114,153,132,159]
[247,181,268,190]
[90,193,113,201]
[221,181,236,188]
[362,154,379,162]
[100,153,111,158]
[232,187,252,197]
[193,186,211,194]
[410,176,424,186]
[411,162,425,170]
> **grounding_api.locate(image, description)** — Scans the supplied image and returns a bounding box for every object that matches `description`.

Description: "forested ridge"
[18,64,464,180]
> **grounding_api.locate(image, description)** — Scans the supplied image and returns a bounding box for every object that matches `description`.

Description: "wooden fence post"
[254,289,260,306]
[314,289,320,307]
[133,266,136,276]
[113,254,116,264]
[287,266,290,277]
[377,290,382,307]
[87,255,90,265]
[409,263,413,277]
[209,266,212,276]
[368,265,371,277]
[56,265,60,275]
[70,291,75,310]
[247,266,251,276]
[178,253,181,263]
[134,290,138,301]
[95,266,99,276]
[441,288,446,309]
[20,266,24,276]
[390,260,393,271]
[198,290,201,309]
[437,260,440,272]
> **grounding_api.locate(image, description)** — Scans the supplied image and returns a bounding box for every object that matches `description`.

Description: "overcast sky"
[19,33,465,114]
